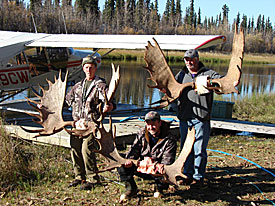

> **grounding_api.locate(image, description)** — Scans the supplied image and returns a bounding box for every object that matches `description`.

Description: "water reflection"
[3,60,274,108]
[98,60,275,107]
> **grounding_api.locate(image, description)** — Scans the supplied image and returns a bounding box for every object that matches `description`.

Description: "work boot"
[80,181,94,190]
[119,180,138,202]
[190,179,205,189]
[177,177,193,185]
[80,175,101,190]
[68,179,83,188]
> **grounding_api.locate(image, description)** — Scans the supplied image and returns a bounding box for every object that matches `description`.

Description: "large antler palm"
[21,71,74,137]
[144,25,245,108]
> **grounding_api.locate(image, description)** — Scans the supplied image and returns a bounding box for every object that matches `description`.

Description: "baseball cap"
[184,49,199,59]
[82,55,101,67]
[145,111,161,121]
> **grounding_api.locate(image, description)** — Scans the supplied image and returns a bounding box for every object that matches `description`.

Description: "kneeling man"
[118,111,177,200]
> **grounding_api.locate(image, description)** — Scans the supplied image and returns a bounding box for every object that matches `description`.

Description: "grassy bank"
[0,94,274,205]
[0,131,274,205]
[233,93,275,124]
[97,49,275,65]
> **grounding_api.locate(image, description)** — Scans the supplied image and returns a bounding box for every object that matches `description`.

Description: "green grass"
[98,49,275,64]
[233,93,275,124]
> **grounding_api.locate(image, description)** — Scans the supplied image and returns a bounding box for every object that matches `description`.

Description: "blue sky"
[97,0,275,26]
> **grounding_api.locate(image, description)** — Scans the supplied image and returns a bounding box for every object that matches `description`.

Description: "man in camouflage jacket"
[66,55,115,190]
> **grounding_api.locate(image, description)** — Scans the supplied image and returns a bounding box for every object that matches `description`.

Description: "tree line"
[0,0,274,53]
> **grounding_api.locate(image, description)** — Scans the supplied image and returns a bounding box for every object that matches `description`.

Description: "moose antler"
[94,116,138,172]
[144,25,245,107]
[94,117,195,186]
[21,71,74,137]
[208,25,245,94]
[106,63,120,105]
[162,127,195,184]
[144,38,194,108]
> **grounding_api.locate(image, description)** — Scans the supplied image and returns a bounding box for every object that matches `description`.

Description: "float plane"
[0,30,226,103]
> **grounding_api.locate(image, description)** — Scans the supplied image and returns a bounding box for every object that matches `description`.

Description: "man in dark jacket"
[118,111,177,201]
[175,49,238,187]
[66,55,115,190]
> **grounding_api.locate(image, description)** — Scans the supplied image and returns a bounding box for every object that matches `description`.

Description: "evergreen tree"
[102,0,115,32]
[148,0,159,34]
[86,0,99,16]
[241,14,247,31]
[222,4,229,24]
[261,15,265,32]
[251,16,254,32]
[134,0,144,32]
[175,0,182,27]
[163,0,171,21]
[124,0,135,31]
[256,14,261,32]
[236,12,240,27]
[189,0,194,26]
[197,7,201,25]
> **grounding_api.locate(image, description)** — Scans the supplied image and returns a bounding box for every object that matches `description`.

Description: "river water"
[97,60,275,107]
[2,59,274,108]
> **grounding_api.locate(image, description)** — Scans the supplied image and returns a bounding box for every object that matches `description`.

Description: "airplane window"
[7,52,27,66]
[47,47,68,60]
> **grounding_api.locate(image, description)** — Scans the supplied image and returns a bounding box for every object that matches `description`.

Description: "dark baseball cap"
[145,111,161,121]
[184,49,199,59]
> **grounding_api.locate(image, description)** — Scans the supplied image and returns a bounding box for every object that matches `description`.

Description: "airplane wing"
[0,31,49,65]
[26,33,226,50]
[0,31,225,51]
[0,30,226,65]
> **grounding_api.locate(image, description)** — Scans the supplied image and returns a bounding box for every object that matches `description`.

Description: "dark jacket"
[175,62,223,121]
[126,121,177,165]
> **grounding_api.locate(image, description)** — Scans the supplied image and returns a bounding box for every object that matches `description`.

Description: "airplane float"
[0,30,226,104]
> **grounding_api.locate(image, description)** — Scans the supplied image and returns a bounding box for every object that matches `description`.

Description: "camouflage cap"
[184,49,199,59]
[82,55,101,67]
[145,111,161,121]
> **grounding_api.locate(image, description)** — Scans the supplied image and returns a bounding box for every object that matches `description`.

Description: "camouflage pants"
[70,135,98,182]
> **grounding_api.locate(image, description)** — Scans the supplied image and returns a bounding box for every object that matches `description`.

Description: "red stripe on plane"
[195,35,226,49]
[1,67,29,73]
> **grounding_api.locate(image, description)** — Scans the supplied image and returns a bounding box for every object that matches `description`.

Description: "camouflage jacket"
[125,121,177,165]
[65,76,110,121]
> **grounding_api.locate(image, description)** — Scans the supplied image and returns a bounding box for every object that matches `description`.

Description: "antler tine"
[106,63,120,103]
[20,126,45,134]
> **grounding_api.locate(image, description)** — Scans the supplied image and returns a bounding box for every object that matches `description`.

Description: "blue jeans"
[179,119,210,181]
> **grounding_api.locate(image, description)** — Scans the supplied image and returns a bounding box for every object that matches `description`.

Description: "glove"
[195,76,210,95]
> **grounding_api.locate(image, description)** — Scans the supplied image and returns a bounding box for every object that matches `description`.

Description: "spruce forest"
[0,0,274,54]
